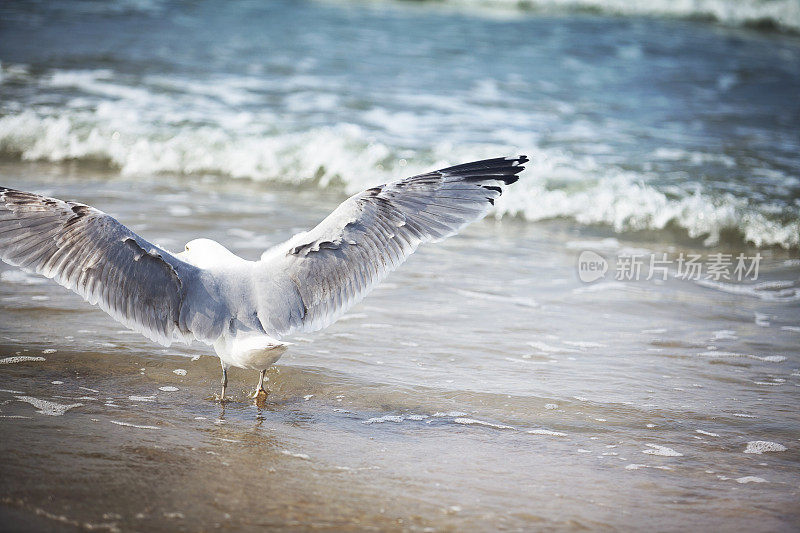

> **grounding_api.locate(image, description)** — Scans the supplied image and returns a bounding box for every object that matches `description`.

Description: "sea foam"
[744,441,787,454]
[424,0,800,32]
[16,396,82,416]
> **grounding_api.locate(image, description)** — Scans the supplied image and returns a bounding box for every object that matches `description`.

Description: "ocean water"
[1,0,799,248]
[1,1,799,531]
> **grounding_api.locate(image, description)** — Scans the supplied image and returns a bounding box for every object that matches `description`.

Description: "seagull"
[0,156,526,401]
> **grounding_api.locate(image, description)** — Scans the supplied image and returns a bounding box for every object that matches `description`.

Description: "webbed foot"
[251,369,269,404]
[251,388,268,406]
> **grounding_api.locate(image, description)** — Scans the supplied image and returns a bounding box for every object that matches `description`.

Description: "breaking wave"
[385,0,800,33]
[2,108,797,249]
[1,66,798,249]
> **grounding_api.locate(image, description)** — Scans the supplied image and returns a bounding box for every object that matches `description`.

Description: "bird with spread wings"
[0,156,527,401]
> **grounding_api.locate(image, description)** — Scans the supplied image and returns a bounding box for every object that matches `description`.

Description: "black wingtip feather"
[436,155,527,184]
[439,155,527,175]
[444,156,526,185]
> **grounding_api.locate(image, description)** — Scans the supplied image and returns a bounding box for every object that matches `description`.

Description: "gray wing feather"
[255,156,527,338]
[0,187,219,346]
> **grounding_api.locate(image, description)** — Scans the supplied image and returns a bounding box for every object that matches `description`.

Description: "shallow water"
[1,166,799,530]
[1,0,800,530]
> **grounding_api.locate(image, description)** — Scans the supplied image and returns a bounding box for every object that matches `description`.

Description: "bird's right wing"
[255,156,527,338]
[0,188,225,346]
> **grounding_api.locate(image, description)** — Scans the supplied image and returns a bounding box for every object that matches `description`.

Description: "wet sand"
[2,345,798,532]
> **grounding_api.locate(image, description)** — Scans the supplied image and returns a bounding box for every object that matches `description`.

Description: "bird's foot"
[208,394,231,404]
[251,388,268,404]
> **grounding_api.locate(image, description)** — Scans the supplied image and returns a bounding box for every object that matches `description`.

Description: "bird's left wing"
[0,187,221,346]
[255,156,527,338]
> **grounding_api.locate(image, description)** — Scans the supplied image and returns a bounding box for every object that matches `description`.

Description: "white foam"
[420,0,800,32]
[281,450,310,460]
[753,380,783,386]
[696,430,719,437]
[362,415,405,424]
[744,441,787,454]
[626,463,673,471]
[528,429,567,436]
[0,356,45,364]
[15,396,82,416]
[172,369,187,376]
[736,476,767,484]
[128,395,156,402]
[110,420,160,430]
[563,341,606,349]
[433,411,469,417]
[544,403,559,410]
[497,152,800,249]
[758,356,787,363]
[712,330,738,341]
[159,386,179,392]
[642,444,683,457]
[453,418,516,430]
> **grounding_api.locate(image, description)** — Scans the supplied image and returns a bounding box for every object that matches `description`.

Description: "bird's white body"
[177,238,292,371]
[0,156,527,398]
[213,333,290,371]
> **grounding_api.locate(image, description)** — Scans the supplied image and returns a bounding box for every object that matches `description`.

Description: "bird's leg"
[215,363,228,403]
[251,369,268,402]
